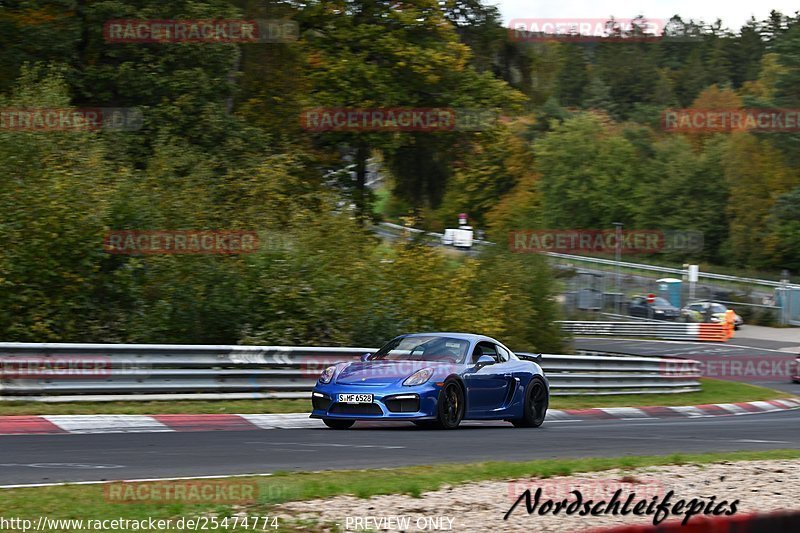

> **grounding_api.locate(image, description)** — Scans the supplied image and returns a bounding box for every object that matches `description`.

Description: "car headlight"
[403,367,434,387]
[655,310,664,314]
[319,365,336,384]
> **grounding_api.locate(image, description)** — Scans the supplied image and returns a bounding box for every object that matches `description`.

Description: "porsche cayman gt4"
[310,333,549,429]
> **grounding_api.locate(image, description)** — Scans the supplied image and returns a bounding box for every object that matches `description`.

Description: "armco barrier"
[0,343,700,402]
[376,222,800,289]
[589,509,800,532]
[558,321,733,342]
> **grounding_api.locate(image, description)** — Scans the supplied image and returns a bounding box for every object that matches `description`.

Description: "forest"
[0,1,798,348]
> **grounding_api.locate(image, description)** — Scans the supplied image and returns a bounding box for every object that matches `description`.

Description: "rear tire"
[434,380,464,429]
[323,419,355,430]
[512,377,548,428]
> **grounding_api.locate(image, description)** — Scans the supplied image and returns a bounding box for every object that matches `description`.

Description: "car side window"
[495,345,510,362]
[472,342,498,363]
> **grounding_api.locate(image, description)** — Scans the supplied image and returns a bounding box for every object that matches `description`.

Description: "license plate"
[338,393,373,404]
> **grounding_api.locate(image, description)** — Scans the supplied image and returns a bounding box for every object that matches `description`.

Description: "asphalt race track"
[1,337,797,487]
[1,410,798,486]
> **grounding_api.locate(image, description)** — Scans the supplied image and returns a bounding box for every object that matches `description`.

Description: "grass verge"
[0,379,791,416]
[2,449,800,532]
[550,378,794,409]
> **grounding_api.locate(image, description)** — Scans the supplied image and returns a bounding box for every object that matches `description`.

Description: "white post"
[688,264,699,303]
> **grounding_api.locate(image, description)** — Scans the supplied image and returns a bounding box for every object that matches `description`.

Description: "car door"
[465,342,514,415]
[629,297,645,317]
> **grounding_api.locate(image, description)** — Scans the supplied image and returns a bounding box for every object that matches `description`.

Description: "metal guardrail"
[378,222,800,325]
[376,222,799,289]
[376,222,495,246]
[0,342,700,401]
[599,313,662,322]
[559,321,732,342]
[545,252,800,289]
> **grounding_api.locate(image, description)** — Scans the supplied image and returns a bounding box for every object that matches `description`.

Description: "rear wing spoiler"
[516,352,542,364]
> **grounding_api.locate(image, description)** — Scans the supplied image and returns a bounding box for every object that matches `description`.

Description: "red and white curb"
[0,398,798,435]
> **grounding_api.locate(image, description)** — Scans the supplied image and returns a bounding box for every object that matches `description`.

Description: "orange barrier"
[698,323,733,342]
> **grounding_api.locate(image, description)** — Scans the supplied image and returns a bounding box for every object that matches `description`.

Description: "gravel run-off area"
[276,459,799,532]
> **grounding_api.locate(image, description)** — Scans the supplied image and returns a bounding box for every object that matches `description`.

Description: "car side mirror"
[475,355,495,369]
[360,353,372,362]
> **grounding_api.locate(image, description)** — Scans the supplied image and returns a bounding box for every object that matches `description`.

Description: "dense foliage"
[0,1,561,351]
[1,1,798,349]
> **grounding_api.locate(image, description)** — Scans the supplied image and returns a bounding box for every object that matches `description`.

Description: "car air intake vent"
[385,396,420,413]
[312,395,331,411]
[330,403,383,415]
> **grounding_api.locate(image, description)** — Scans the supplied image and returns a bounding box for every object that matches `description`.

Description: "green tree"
[723,133,796,268]
[728,18,766,87]
[593,40,660,119]
[0,66,116,340]
[433,123,534,229]
[534,112,640,228]
[632,134,728,263]
[764,187,800,270]
[555,44,588,107]
[299,0,521,221]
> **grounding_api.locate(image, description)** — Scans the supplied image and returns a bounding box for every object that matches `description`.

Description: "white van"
[442,227,473,249]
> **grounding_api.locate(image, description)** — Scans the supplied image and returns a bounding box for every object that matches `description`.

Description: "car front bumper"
[310,382,442,420]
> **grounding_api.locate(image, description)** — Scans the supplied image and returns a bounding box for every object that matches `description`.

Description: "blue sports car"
[310,332,549,429]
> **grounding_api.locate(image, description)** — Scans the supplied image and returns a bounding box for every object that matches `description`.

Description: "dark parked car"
[628,296,681,320]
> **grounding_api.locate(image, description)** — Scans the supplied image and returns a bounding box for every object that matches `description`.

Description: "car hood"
[335,360,457,385]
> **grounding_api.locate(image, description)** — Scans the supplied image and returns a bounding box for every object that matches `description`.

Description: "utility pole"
[612,222,623,314]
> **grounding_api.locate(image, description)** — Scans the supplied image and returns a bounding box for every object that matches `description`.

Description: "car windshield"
[654,297,672,307]
[371,336,469,363]
[711,303,727,313]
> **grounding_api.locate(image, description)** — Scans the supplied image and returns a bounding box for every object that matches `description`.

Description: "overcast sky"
[494,1,799,31]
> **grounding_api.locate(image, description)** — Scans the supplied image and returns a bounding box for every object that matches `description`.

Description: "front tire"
[434,380,464,429]
[512,377,548,428]
[323,419,355,430]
